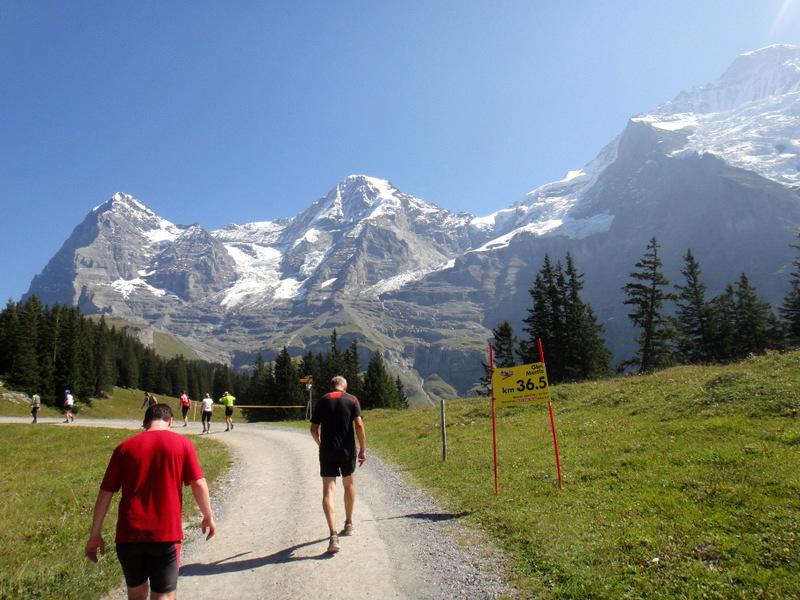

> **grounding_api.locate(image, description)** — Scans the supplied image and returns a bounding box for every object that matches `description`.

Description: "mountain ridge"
[25,45,800,405]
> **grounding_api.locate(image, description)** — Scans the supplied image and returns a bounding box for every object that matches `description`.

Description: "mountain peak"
[89,192,180,243]
[657,44,800,115]
[93,192,153,216]
[325,175,401,219]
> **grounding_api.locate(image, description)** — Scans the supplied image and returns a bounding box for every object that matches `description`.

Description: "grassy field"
[2,351,800,599]
[363,351,800,599]
[0,389,229,600]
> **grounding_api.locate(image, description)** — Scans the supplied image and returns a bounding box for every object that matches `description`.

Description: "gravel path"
[3,417,513,599]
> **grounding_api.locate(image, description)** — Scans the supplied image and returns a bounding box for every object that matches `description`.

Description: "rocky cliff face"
[25,46,800,405]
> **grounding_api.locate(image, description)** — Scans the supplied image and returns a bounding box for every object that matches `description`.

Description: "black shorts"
[181,405,190,417]
[320,455,357,478]
[202,411,212,422]
[225,407,233,416]
[116,541,181,593]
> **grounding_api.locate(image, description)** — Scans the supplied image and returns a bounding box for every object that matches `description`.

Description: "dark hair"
[144,403,173,425]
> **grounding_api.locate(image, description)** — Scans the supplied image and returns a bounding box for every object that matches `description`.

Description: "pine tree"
[562,253,612,380]
[780,233,800,345]
[139,349,160,394]
[521,253,611,382]
[165,356,189,398]
[520,254,561,367]
[394,375,408,409]
[477,320,518,395]
[298,350,319,391]
[13,298,41,394]
[274,346,303,420]
[0,299,17,380]
[731,273,784,357]
[53,307,94,404]
[249,354,268,403]
[213,364,233,400]
[673,249,715,363]
[343,338,363,398]
[322,330,346,386]
[708,284,738,361]
[362,351,401,409]
[493,320,518,367]
[117,340,141,390]
[621,237,676,372]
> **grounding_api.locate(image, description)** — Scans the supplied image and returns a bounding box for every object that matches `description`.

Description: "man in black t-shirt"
[310,376,367,554]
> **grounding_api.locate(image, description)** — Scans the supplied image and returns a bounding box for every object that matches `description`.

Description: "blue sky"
[2,1,800,304]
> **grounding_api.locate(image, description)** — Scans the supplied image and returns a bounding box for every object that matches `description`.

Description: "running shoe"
[327,534,340,554]
[341,522,354,536]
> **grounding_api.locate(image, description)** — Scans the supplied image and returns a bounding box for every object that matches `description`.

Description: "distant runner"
[31,393,41,424]
[201,393,214,434]
[179,391,190,427]
[141,392,158,410]
[63,390,75,423]
[220,391,236,431]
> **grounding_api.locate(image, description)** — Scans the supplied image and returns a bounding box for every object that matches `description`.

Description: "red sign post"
[489,340,563,492]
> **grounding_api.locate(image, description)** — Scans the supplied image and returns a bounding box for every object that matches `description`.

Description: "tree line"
[0,297,407,418]
[0,297,225,408]
[486,235,800,387]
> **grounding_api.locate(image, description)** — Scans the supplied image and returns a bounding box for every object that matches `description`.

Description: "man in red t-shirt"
[85,404,216,599]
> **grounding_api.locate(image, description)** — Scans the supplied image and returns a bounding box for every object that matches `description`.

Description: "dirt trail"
[3,417,512,599]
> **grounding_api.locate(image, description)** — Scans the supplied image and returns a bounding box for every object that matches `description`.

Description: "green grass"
[3,352,800,598]
[365,351,800,599]
[87,314,206,360]
[0,420,229,599]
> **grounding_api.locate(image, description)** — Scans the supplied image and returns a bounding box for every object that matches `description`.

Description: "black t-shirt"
[311,390,362,460]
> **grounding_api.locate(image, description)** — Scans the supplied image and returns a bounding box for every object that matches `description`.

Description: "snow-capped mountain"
[483,44,800,241]
[26,45,800,405]
[213,175,483,311]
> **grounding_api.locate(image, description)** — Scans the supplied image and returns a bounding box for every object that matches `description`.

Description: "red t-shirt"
[100,429,205,543]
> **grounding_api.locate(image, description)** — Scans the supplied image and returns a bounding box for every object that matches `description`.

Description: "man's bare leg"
[127,580,177,599]
[342,474,356,525]
[322,477,337,534]
[126,582,149,600]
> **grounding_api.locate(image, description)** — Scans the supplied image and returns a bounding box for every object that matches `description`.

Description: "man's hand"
[85,534,105,563]
[358,448,366,467]
[201,514,217,540]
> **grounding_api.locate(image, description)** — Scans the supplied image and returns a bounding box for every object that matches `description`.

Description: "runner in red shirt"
[85,404,216,599]
[179,391,191,427]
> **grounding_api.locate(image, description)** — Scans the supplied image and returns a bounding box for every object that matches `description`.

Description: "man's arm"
[354,416,366,465]
[310,423,321,446]
[85,489,114,563]
[189,478,216,540]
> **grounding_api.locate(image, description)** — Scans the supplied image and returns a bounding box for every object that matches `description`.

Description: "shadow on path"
[367,511,469,523]
[180,539,334,576]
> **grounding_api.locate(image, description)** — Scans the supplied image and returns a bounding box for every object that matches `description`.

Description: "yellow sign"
[492,362,551,407]
[299,377,313,383]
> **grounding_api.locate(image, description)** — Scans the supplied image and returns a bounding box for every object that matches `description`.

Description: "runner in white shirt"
[200,393,214,433]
